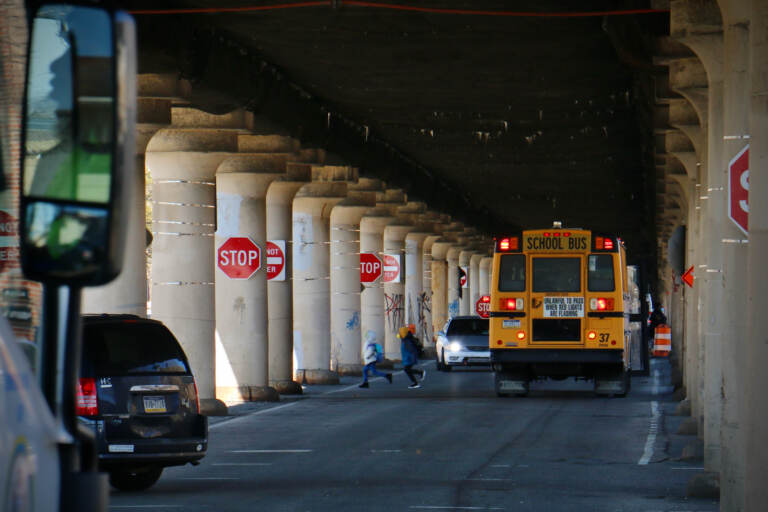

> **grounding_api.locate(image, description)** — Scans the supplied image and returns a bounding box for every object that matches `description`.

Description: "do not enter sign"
[218,237,260,279]
[266,240,286,281]
[475,295,491,318]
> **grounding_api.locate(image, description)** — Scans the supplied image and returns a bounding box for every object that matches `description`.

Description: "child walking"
[359,333,392,388]
[398,326,426,389]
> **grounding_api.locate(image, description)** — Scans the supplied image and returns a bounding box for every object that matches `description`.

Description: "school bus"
[489,223,631,397]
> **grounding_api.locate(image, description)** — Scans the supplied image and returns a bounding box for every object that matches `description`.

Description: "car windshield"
[82,322,189,375]
[446,318,489,336]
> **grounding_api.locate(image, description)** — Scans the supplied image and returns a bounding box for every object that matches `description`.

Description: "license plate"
[502,319,521,328]
[143,396,167,413]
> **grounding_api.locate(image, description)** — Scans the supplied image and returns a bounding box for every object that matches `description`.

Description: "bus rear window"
[498,254,525,292]
[532,257,581,292]
[588,254,615,291]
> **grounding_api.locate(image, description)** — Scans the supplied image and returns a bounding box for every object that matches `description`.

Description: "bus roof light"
[604,238,614,250]
[497,237,518,252]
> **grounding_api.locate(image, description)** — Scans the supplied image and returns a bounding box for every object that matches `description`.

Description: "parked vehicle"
[78,315,207,491]
[435,316,490,371]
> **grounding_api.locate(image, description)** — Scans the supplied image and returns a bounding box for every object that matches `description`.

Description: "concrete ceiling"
[128,0,669,262]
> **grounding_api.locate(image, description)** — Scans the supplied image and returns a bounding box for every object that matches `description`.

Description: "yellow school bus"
[489,223,631,397]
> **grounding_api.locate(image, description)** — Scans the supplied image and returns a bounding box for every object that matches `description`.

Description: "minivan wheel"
[109,466,163,491]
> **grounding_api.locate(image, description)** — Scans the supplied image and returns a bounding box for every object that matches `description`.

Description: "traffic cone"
[652,324,672,357]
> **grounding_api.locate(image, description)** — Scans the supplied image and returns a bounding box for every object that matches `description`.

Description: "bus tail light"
[500,298,524,311]
[516,331,526,341]
[590,298,615,311]
[587,331,597,340]
[76,377,99,416]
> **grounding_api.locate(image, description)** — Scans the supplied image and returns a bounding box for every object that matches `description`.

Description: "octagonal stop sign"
[218,237,261,279]
[475,295,491,318]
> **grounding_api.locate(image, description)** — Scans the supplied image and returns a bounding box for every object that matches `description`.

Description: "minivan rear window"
[447,318,489,336]
[82,323,189,375]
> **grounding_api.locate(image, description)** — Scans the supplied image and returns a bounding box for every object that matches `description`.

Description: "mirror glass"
[23,5,113,204]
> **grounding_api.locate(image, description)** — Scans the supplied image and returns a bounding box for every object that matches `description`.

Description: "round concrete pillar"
[383,222,414,359]
[479,256,492,298]
[405,232,430,344]
[292,167,352,384]
[469,253,484,309]
[329,180,378,375]
[266,162,313,393]
[458,250,473,315]
[421,234,441,351]
[214,154,291,403]
[446,246,462,319]
[146,124,242,412]
[431,241,452,335]
[360,208,396,361]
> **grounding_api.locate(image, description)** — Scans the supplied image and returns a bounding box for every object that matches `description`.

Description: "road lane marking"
[324,362,429,394]
[638,400,660,465]
[212,463,273,466]
[110,507,183,509]
[180,477,240,480]
[490,465,510,468]
[371,449,401,453]
[230,449,312,453]
[464,478,514,481]
[409,507,504,510]
[671,467,705,470]
[209,401,299,430]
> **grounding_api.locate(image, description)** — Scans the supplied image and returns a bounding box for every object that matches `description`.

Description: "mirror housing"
[20,5,136,286]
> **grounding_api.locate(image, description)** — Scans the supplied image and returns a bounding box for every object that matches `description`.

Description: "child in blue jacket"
[399,326,426,389]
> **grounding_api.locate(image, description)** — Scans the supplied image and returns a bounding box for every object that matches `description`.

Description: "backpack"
[373,343,383,363]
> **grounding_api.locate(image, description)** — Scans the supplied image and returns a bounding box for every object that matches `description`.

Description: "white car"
[435,316,490,371]
[0,319,62,512]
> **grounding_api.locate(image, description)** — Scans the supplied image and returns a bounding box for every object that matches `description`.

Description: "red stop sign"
[360,253,382,283]
[728,144,749,235]
[475,295,491,318]
[217,237,261,279]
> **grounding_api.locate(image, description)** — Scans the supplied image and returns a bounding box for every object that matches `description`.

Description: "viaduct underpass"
[1,0,768,509]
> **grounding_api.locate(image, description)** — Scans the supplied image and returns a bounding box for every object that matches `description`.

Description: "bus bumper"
[491,348,623,365]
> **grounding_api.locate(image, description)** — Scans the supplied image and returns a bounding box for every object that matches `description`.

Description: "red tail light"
[500,298,523,311]
[591,298,615,311]
[603,239,614,250]
[193,378,201,414]
[76,378,99,416]
[595,237,615,250]
[497,237,518,251]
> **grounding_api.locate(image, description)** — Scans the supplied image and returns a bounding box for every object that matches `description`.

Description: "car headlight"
[448,342,463,352]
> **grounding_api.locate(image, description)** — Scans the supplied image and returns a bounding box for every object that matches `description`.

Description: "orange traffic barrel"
[652,324,671,357]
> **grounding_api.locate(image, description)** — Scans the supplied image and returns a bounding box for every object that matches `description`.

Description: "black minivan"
[77,315,208,491]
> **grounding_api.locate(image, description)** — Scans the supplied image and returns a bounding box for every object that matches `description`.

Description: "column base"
[199,398,228,417]
[677,417,698,436]
[686,471,720,499]
[271,380,303,395]
[215,386,280,403]
[297,369,340,385]
[681,438,704,461]
[675,398,692,416]
[335,363,364,376]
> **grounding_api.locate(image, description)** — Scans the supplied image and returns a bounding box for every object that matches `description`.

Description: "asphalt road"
[108,364,718,512]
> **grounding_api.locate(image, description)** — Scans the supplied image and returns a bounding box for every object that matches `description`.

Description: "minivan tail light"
[193,377,201,414]
[76,377,99,416]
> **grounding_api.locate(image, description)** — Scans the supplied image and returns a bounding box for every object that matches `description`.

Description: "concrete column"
[214,151,296,403]
[431,241,452,335]
[479,256,492,297]
[405,231,430,344]
[329,179,378,375]
[146,109,249,413]
[447,246,462,319]
[359,208,396,365]
[745,2,768,508]
[421,234,441,352]
[383,222,414,359]
[82,75,190,316]
[266,162,314,394]
[292,166,353,384]
[469,253,484,308]
[685,179,702,427]
[719,7,750,507]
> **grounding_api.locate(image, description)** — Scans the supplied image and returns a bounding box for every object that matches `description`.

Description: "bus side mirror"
[21,5,136,286]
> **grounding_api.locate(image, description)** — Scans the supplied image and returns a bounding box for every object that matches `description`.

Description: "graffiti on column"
[418,291,432,343]
[384,293,405,330]
[346,311,360,331]
[448,299,459,318]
